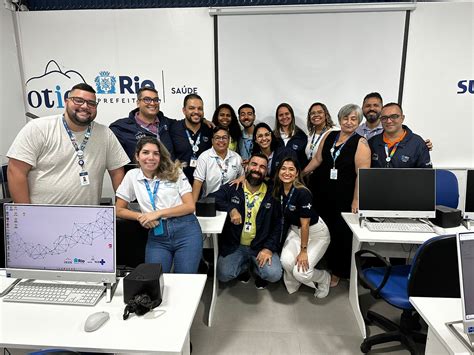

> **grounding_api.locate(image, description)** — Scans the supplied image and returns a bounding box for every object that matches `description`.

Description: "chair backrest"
[436,169,459,208]
[408,234,460,298]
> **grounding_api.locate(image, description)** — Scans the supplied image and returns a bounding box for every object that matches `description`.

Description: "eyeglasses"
[139,97,161,104]
[68,97,98,108]
[213,135,229,142]
[380,114,401,122]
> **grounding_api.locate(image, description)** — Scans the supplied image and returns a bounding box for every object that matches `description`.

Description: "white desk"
[0,273,206,354]
[342,212,466,338]
[197,211,227,327]
[410,297,472,354]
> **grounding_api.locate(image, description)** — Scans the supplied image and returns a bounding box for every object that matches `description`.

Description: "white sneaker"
[314,271,330,299]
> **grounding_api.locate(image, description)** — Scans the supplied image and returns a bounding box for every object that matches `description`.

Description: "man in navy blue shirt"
[369,103,432,168]
[211,153,282,289]
[110,87,174,165]
[169,94,212,184]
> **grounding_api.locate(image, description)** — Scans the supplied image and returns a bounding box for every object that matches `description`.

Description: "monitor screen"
[464,170,474,220]
[358,168,436,218]
[457,233,474,331]
[4,204,116,283]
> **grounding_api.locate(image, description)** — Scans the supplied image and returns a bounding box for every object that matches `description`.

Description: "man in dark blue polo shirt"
[211,153,282,289]
[369,103,432,168]
[170,94,212,184]
[110,87,174,163]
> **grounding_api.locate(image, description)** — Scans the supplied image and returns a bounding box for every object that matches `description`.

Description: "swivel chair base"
[361,309,427,355]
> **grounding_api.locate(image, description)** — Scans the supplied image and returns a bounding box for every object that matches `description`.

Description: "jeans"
[145,214,203,273]
[217,245,282,283]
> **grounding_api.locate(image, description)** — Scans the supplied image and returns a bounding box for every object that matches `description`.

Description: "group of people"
[6,83,433,297]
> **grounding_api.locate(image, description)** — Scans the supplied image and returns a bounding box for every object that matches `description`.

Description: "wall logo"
[457,80,474,94]
[95,71,116,94]
[25,59,86,112]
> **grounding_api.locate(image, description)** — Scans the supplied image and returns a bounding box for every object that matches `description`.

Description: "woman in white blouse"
[305,102,337,161]
[115,136,202,273]
[192,126,244,201]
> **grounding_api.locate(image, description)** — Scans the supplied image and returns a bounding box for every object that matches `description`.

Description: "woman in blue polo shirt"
[274,156,331,298]
[115,136,202,273]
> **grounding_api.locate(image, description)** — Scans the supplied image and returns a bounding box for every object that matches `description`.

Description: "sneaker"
[314,271,331,299]
[255,276,268,290]
[237,270,251,283]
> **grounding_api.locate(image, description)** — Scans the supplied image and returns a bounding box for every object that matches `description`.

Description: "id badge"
[79,171,90,186]
[154,220,164,236]
[189,158,197,168]
[244,223,252,232]
[330,168,338,180]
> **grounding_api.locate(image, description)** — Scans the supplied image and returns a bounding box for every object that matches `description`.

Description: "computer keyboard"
[365,221,434,233]
[2,281,106,306]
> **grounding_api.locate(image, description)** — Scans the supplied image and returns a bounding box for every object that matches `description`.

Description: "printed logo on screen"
[457,80,474,94]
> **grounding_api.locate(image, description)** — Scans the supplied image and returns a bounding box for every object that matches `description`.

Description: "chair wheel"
[360,341,371,353]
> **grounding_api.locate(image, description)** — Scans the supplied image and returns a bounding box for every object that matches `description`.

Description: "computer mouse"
[84,311,110,332]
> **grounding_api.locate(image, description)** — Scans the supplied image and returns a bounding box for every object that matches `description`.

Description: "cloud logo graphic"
[25,60,87,116]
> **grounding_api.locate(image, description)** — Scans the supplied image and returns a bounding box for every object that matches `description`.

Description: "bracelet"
[301,245,308,250]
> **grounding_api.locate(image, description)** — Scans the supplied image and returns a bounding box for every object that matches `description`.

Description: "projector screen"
[217,10,406,129]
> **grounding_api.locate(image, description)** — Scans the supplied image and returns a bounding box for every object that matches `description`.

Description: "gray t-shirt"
[7,114,130,205]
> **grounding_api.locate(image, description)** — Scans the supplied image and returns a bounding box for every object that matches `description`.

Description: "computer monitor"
[464,170,474,221]
[4,204,116,283]
[358,168,436,219]
[456,232,474,342]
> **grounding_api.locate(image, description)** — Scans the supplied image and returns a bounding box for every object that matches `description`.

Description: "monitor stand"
[462,219,472,230]
[104,281,118,302]
[446,320,474,350]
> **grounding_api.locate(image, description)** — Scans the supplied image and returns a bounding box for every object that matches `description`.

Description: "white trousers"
[280,218,331,294]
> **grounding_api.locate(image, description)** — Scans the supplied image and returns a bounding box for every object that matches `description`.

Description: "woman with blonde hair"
[115,136,202,273]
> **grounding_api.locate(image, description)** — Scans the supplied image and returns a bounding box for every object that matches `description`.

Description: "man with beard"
[110,87,174,163]
[237,103,256,163]
[356,92,384,140]
[169,94,213,184]
[211,153,283,289]
[7,83,129,205]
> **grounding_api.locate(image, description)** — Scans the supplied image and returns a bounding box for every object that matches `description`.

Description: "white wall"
[403,1,474,168]
[0,8,26,157]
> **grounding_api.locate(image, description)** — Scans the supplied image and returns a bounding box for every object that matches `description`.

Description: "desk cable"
[123,294,161,320]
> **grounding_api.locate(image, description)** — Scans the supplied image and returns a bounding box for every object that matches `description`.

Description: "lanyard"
[144,179,160,210]
[280,186,295,241]
[244,190,261,221]
[308,128,327,159]
[185,130,201,156]
[214,156,229,184]
[330,132,354,167]
[384,142,401,166]
[62,115,92,170]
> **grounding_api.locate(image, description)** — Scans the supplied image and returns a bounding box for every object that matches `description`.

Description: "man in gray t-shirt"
[7,83,130,205]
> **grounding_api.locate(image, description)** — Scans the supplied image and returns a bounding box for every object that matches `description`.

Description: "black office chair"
[355,234,460,354]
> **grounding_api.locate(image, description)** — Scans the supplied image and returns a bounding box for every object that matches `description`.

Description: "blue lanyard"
[244,190,261,221]
[62,115,92,170]
[308,128,327,159]
[144,179,160,210]
[330,132,354,167]
[280,186,295,241]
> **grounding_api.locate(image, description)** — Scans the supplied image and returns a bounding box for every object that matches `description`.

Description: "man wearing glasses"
[368,102,432,168]
[7,83,130,205]
[110,87,175,163]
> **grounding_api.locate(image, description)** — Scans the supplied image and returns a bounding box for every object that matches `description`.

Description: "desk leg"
[207,233,219,327]
[349,237,366,338]
[182,331,191,355]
